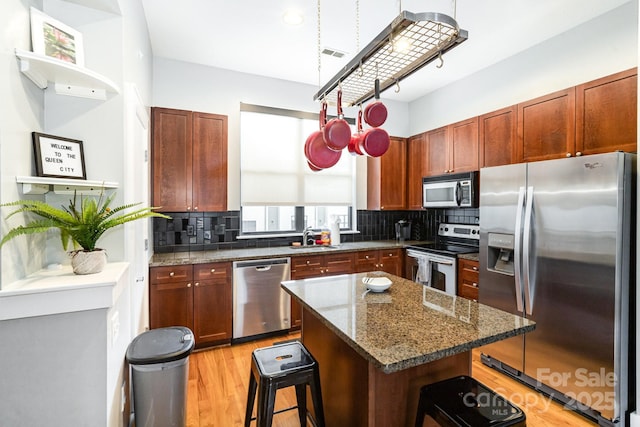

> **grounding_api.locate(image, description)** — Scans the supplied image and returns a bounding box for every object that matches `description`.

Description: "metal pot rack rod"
[313,11,468,107]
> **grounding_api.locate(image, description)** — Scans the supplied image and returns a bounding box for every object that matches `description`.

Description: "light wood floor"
[186,332,597,427]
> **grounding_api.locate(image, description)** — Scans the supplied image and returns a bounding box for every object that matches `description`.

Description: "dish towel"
[416,257,431,286]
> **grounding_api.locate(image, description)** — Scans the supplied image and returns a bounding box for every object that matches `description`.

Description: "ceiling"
[140,0,632,103]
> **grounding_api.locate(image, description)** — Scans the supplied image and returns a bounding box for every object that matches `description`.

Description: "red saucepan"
[305,103,342,170]
[348,109,365,156]
[322,90,351,151]
[359,126,390,157]
[363,78,387,128]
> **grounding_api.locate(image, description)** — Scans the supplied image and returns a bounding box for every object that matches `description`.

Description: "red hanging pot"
[322,90,351,151]
[359,126,390,157]
[305,103,341,169]
[363,78,387,128]
[348,109,365,156]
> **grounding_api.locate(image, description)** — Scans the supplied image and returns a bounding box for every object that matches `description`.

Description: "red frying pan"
[322,90,351,151]
[363,78,387,128]
[305,103,342,169]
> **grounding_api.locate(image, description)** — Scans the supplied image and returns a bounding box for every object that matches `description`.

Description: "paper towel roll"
[330,221,341,246]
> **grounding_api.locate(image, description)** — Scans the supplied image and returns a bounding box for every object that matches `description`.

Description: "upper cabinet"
[367,136,407,210]
[479,105,517,168]
[424,117,479,177]
[151,107,228,212]
[575,68,637,155]
[406,133,427,210]
[516,88,576,163]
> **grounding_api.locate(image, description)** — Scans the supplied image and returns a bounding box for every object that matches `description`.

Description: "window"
[240,104,355,234]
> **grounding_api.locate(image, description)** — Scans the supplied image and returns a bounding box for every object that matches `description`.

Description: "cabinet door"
[151,108,193,212]
[449,117,479,173]
[324,252,356,276]
[424,126,449,176]
[576,68,637,156]
[367,136,407,210]
[355,250,380,273]
[479,106,517,167]
[517,88,576,162]
[291,255,323,279]
[192,112,228,211]
[379,249,403,276]
[149,281,194,330]
[457,259,479,301]
[193,262,232,345]
[406,133,427,209]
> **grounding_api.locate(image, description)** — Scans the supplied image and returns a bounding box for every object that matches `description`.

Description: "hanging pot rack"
[313,11,468,107]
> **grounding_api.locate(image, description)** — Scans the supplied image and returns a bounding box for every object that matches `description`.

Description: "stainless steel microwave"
[422,171,478,208]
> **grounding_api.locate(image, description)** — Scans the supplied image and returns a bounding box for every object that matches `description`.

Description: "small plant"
[1,191,170,251]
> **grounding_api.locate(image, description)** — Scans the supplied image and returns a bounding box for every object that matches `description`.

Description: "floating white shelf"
[15,49,120,100]
[16,176,118,195]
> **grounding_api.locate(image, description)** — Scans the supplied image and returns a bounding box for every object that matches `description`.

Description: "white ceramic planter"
[70,249,107,275]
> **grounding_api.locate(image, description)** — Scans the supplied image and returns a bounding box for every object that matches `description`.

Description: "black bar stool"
[415,375,526,427]
[244,341,325,427]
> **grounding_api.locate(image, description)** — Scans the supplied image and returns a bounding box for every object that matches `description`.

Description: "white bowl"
[363,277,392,293]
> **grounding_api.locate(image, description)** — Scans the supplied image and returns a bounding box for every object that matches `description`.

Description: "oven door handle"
[427,258,454,266]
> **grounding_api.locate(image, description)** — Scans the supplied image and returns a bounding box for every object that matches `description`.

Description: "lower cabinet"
[150,262,232,348]
[355,249,403,276]
[457,258,479,301]
[290,252,356,329]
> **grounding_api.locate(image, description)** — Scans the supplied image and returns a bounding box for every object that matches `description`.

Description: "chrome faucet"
[302,226,314,246]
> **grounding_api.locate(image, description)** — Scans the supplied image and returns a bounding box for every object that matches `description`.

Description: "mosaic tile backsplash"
[152,208,479,253]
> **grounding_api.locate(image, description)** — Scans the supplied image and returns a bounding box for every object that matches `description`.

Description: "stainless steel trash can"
[126,326,195,427]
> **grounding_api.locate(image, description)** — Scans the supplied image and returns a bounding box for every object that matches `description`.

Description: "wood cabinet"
[355,249,403,276]
[150,262,232,347]
[424,118,479,176]
[406,133,427,210]
[367,136,407,210]
[517,88,576,162]
[151,107,228,212]
[290,252,356,329]
[457,258,479,301]
[575,68,637,155]
[479,106,517,167]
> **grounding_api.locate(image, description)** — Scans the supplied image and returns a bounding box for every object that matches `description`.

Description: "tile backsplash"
[152,208,480,253]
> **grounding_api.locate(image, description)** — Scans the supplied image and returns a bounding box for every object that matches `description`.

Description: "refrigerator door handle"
[513,186,526,313]
[522,186,534,315]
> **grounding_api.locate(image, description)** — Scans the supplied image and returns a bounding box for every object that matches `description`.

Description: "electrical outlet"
[111,311,120,347]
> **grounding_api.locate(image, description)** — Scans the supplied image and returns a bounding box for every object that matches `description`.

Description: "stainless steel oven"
[405,223,479,296]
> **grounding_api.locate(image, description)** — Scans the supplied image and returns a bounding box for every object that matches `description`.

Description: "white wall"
[408,1,638,135]
[151,58,410,210]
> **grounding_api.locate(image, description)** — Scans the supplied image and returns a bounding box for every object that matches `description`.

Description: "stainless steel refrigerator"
[479,152,635,427]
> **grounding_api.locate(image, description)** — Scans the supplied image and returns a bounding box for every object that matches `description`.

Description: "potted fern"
[1,192,170,274]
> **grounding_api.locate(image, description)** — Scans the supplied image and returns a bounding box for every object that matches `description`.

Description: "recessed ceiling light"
[282,9,304,26]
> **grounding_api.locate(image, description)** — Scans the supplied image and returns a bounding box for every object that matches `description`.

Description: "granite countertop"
[458,252,479,262]
[281,272,534,374]
[150,240,423,267]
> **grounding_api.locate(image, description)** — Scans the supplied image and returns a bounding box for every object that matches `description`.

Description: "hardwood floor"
[186,332,597,427]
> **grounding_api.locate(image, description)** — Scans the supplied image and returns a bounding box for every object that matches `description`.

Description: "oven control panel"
[438,223,479,240]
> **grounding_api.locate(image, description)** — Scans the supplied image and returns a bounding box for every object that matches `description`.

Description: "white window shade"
[240,108,354,207]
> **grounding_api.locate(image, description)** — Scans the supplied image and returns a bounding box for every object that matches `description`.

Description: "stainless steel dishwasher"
[232,257,291,341]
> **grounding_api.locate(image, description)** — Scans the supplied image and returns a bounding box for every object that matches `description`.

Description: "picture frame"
[32,132,87,180]
[30,7,84,66]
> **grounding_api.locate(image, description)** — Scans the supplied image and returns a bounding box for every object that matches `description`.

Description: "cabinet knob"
[388,253,393,257]
[566,153,572,158]
[194,206,198,210]
[576,151,582,157]
[187,283,192,288]
[320,269,325,274]
[210,268,216,273]
[169,271,175,277]
[472,266,478,271]
[187,206,192,210]
[444,170,448,173]
[381,206,385,210]
[365,255,370,259]
[472,282,478,287]
[195,282,199,287]
[306,260,311,265]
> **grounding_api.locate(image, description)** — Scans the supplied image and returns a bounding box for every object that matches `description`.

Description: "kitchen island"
[281,272,535,427]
